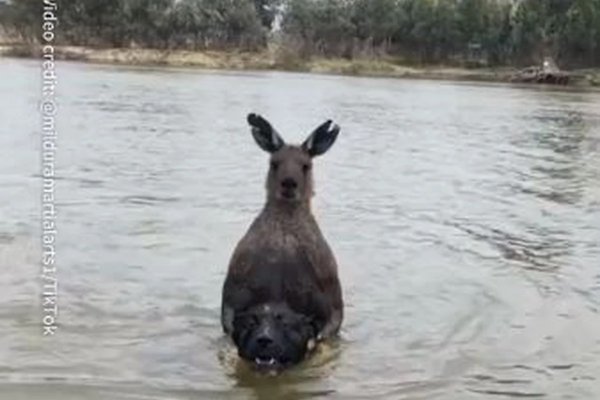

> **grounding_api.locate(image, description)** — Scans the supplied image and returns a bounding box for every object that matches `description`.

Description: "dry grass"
[1,44,598,87]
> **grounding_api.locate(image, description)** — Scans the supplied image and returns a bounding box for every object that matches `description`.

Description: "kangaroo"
[221,113,343,370]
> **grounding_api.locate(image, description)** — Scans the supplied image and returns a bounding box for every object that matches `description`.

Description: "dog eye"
[302,164,311,173]
[275,314,290,326]
[244,314,259,327]
[270,161,279,171]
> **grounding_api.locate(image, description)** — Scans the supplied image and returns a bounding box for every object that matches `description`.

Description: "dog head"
[232,302,317,370]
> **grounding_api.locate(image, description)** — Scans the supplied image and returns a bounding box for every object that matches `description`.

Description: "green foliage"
[0,0,40,42]
[281,0,600,67]
[560,0,600,65]
[252,0,282,30]
[282,0,355,56]
[2,0,268,50]
[351,0,399,45]
[1,0,599,66]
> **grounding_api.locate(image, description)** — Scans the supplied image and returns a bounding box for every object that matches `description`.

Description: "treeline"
[1,0,600,67]
[0,0,281,50]
[281,0,600,67]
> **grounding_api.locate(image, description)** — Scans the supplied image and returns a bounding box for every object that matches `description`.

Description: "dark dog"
[221,114,343,370]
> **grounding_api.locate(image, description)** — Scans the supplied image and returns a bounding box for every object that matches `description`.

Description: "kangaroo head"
[247,113,340,207]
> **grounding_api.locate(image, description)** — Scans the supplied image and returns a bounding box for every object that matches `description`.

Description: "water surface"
[1,59,600,399]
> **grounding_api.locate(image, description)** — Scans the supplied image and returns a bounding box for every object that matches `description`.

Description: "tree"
[0,0,40,42]
[252,0,282,30]
[511,0,546,64]
[1,0,599,66]
[560,0,599,66]
[351,0,399,50]
[282,0,354,57]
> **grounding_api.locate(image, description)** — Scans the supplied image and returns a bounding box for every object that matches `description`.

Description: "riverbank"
[2,44,599,86]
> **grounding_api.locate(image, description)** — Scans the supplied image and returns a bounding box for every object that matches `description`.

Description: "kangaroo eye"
[270,161,279,171]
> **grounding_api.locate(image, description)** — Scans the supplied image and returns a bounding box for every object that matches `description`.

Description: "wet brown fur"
[222,142,343,339]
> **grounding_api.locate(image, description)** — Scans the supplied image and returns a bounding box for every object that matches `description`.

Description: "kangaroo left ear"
[302,120,340,157]
[247,113,285,153]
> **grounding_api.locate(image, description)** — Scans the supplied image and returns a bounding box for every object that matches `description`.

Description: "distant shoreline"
[2,44,599,87]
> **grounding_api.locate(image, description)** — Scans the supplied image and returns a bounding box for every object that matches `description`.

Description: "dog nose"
[256,334,273,348]
[281,178,297,190]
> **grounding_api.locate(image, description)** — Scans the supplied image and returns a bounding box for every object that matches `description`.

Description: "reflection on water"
[447,220,571,273]
[1,58,600,399]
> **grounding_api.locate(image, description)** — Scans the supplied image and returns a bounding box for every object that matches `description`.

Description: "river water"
[1,58,600,399]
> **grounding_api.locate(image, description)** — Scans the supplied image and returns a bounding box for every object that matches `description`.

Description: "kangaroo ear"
[247,113,285,153]
[302,120,340,157]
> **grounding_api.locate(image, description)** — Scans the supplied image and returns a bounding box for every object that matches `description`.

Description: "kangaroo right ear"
[247,113,285,153]
[302,120,340,157]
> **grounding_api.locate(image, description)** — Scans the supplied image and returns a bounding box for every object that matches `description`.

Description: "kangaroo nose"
[281,178,297,190]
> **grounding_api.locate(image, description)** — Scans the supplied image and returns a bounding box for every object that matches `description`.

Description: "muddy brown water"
[1,58,600,399]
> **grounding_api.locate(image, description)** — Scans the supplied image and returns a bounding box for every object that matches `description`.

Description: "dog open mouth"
[254,356,277,367]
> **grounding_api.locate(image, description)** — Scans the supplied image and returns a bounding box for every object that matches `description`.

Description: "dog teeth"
[255,357,276,366]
